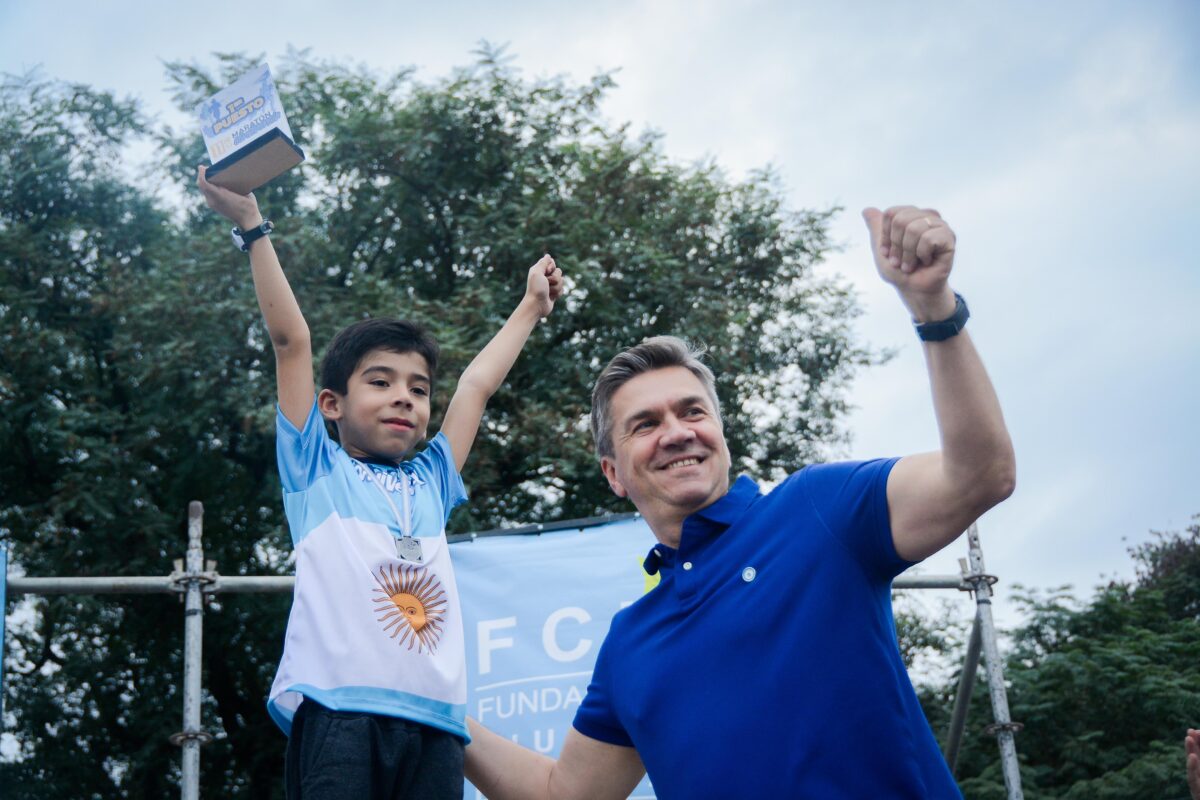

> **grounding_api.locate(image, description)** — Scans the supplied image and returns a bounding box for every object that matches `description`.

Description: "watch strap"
[231,219,273,252]
[914,293,969,342]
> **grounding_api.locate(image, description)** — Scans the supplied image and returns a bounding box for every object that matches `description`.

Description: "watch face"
[230,227,247,252]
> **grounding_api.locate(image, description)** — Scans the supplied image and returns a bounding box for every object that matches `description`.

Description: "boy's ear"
[317,388,343,421]
[600,456,627,498]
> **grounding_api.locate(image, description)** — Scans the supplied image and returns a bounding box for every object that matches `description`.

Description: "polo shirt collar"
[642,475,761,575]
[692,474,760,527]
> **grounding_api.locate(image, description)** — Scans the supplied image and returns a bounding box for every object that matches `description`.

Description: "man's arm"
[1187,728,1200,800]
[863,206,1016,562]
[465,718,645,800]
[197,167,313,428]
[440,255,563,472]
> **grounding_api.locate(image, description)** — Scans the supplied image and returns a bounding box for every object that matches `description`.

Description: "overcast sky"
[2,0,1197,625]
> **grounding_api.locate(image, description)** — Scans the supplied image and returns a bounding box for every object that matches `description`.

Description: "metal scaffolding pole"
[168,502,213,800]
[944,606,983,773]
[964,523,1025,799]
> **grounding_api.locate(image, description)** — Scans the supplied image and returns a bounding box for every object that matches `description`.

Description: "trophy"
[197,64,305,194]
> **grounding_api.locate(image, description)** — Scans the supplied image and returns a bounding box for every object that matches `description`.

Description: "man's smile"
[660,455,705,470]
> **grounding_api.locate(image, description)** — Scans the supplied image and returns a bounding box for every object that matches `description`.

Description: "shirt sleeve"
[799,458,912,581]
[275,397,336,494]
[571,635,634,747]
[405,431,468,524]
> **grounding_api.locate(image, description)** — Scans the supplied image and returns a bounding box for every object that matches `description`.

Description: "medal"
[366,464,424,564]
[395,535,424,563]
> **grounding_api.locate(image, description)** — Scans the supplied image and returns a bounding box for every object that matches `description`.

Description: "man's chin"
[666,484,722,511]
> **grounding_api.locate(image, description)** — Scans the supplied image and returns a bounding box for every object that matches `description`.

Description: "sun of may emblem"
[373,563,448,653]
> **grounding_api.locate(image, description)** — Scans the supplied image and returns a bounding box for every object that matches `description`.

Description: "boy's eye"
[411,386,429,397]
[370,379,389,388]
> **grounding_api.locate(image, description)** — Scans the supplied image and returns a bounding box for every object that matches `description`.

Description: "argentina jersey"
[266,398,470,740]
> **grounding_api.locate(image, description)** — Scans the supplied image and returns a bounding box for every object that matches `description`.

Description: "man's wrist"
[902,288,958,323]
[913,292,969,342]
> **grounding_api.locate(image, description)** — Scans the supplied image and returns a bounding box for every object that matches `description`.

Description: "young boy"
[197,166,562,799]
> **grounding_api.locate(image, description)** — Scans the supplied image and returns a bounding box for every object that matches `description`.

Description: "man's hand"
[1187,728,1200,800]
[863,206,957,321]
[525,254,564,318]
[196,165,263,231]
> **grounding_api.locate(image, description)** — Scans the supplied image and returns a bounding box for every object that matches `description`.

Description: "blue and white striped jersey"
[266,399,470,740]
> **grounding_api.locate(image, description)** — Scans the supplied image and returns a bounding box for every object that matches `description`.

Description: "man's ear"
[600,456,627,498]
[317,388,343,422]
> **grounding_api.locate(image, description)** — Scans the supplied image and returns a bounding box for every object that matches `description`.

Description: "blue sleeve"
[799,458,912,581]
[275,398,336,493]
[405,431,468,523]
[572,636,634,747]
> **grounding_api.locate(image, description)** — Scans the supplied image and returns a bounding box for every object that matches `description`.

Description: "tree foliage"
[1,52,870,797]
[920,518,1200,799]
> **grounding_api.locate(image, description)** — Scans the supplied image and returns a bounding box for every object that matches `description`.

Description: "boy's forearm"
[457,296,543,398]
[439,296,543,471]
[441,255,560,471]
[244,230,310,352]
[465,718,557,800]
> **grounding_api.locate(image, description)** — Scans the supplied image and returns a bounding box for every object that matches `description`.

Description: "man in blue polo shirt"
[464,205,1016,798]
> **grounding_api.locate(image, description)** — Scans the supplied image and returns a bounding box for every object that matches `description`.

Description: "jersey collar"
[354,454,402,469]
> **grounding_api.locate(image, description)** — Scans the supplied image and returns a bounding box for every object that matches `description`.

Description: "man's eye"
[634,420,655,432]
[685,407,706,417]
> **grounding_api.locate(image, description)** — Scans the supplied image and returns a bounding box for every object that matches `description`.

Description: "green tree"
[924,518,1200,799]
[1,51,872,796]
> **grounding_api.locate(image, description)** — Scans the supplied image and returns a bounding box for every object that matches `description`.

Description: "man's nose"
[659,415,696,446]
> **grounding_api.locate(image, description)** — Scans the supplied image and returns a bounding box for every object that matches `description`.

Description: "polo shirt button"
[742,567,757,582]
[682,561,693,570]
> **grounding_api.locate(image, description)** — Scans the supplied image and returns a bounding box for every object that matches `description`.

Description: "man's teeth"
[667,458,700,469]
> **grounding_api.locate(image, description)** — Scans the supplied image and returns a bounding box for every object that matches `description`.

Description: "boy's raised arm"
[197,166,314,428]
[441,255,563,472]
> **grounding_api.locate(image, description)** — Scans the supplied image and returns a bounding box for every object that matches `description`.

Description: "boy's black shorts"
[285,698,465,800]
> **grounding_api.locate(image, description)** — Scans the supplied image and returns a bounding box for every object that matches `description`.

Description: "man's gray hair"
[590,335,721,460]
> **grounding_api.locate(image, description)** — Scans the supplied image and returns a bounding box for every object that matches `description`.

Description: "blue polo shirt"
[573,460,962,799]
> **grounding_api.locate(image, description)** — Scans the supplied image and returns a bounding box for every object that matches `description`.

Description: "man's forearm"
[899,284,1014,498]
[921,323,1015,503]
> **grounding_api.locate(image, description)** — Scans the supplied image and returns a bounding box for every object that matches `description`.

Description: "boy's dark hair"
[319,318,439,395]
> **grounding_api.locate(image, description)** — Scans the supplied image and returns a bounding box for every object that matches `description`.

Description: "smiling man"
[464,205,1016,799]
[597,364,732,542]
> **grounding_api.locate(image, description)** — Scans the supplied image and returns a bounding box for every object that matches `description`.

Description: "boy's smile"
[318,349,433,462]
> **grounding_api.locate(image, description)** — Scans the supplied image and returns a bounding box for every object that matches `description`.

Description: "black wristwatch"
[231,220,274,252]
[914,293,969,342]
